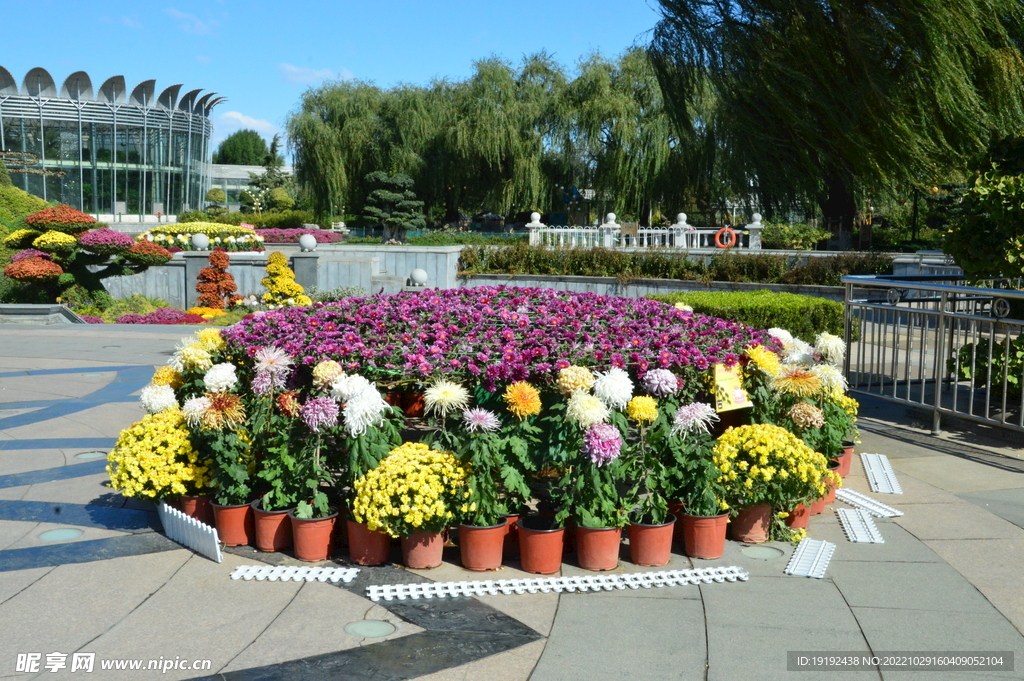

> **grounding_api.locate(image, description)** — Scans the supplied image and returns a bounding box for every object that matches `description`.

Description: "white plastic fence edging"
[835,489,904,517]
[836,508,885,543]
[860,453,903,494]
[365,566,749,602]
[784,539,836,579]
[157,501,222,563]
[229,565,360,583]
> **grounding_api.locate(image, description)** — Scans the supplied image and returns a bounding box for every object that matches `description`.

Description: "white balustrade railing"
[526,212,764,250]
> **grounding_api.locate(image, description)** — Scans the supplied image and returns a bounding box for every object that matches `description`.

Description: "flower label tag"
[713,364,752,412]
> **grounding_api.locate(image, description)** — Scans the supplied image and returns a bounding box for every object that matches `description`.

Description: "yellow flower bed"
[32,230,78,253]
[3,229,41,248]
[713,423,837,509]
[140,222,257,239]
[352,442,469,537]
[187,306,228,319]
[106,408,211,499]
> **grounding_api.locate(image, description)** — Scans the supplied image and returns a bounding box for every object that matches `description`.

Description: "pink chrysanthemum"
[300,396,339,432]
[462,408,501,433]
[582,423,623,466]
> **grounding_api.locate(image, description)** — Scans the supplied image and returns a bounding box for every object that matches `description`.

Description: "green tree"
[362,172,425,242]
[205,187,228,216]
[648,0,1024,230]
[213,129,270,165]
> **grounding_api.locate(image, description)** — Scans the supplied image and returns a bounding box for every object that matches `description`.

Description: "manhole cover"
[344,620,396,638]
[741,545,785,560]
[39,528,84,542]
[75,451,106,460]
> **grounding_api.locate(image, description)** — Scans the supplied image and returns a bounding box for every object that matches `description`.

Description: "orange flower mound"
[195,250,240,309]
[3,257,64,281]
[124,241,173,266]
[25,204,96,234]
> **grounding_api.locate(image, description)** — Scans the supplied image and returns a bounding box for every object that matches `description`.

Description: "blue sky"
[2,0,662,154]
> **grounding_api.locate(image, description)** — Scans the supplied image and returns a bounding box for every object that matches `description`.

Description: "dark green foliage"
[648,290,845,338]
[948,336,1024,400]
[776,253,894,287]
[760,223,830,250]
[212,129,270,165]
[361,172,425,242]
[0,159,10,187]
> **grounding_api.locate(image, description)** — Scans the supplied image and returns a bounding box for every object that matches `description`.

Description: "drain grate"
[229,565,361,583]
[836,508,885,543]
[784,539,836,579]
[835,489,904,518]
[366,566,749,602]
[860,453,902,494]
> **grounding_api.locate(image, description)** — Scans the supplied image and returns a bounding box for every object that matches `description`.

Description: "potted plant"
[713,423,835,544]
[663,402,729,560]
[352,442,468,569]
[623,393,677,567]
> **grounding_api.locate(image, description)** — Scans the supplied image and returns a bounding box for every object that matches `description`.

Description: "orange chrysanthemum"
[503,381,542,420]
[771,366,822,398]
[203,392,245,430]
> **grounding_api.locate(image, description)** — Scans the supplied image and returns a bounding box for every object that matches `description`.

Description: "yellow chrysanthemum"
[194,328,225,353]
[744,345,782,377]
[503,381,542,419]
[187,307,228,319]
[626,395,658,423]
[771,366,822,397]
[312,360,344,389]
[107,408,211,499]
[151,365,184,390]
[32,230,78,253]
[557,365,595,395]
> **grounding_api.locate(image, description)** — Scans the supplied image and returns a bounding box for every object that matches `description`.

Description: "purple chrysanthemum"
[643,369,679,397]
[300,396,339,432]
[582,423,622,466]
[11,249,51,262]
[462,408,501,433]
[671,403,719,437]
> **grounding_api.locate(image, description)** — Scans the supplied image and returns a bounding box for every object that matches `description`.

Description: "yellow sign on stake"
[713,363,752,412]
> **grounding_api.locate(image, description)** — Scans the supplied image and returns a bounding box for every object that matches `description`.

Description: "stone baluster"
[745,213,763,250]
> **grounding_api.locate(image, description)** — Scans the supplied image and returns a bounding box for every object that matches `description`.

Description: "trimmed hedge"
[178,209,320,230]
[0,185,49,225]
[647,290,845,339]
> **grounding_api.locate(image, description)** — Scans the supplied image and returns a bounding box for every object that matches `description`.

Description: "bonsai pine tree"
[2,204,171,304]
[361,171,425,243]
[195,250,243,309]
[205,188,228,216]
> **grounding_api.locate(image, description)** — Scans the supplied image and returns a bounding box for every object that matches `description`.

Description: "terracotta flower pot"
[178,495,214,526]
[809,495,827,515]
[517,516,565,574]
[459,522,506,571]
[824,461,841,505]
[251,499,293,552]
[402,393,425,417]
[401,530,444,568]
[575,526,622,571]
[729,503,772,544]
[785,503,810,529]
[502,513,521,559]
[211,501,254,547]
[346,519,391,566]
[668,501,686,541]
[681,512,729,559]
[628,515,676,567]
[288,509,338,562]
[839,442,856,477]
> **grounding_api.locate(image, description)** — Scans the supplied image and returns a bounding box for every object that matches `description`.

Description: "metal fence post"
[930,290,948,435]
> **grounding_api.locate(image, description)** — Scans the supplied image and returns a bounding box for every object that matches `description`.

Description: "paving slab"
[959,488,1024,530]
[3,522,128,550]
[531,594,707,681]
[0,472,121,507]
[927,538,1024,634]
[895,501,1024,540]
[0,565,51,604]
[892,455,1024,494]
[828,559,996,613]
[812,513,943,563]
[0,449,66,476]
[412,639,546,681]
[1,403,143,440]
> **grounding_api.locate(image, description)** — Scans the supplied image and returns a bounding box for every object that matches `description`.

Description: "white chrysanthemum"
[343,388,389,436]
[330,374,375,403]
[182,396,211,428]
[566,391,610,428]
[782,338,815,365]
[203,363,238,392]
[674,302,693,312]
[812,364,848,394]
[424,379,471,418]
[815,332,846,365]
[768,327,794,345]
[139,383,178,414]
[592,367,634,409]
[671,402,720,437]
[170,342,213,373]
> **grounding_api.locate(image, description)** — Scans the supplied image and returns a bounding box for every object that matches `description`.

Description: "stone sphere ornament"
[190,233,210,251]
[298,234,318,252]
[410,268,428,286]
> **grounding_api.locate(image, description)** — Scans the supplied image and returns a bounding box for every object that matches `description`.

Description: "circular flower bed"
[3,257,64,281]
[78,227,135,256]
[123,241,173,266]
[256,228,343,244]
[222,286,778,389]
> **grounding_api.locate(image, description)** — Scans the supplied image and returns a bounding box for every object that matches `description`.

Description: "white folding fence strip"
[784,539,836,579]
[157,501,222,563]
[366,566,749,602]
[229,565,360,583]
[860,453,903,494]
[836,508,885,544]
[835,489,904,518]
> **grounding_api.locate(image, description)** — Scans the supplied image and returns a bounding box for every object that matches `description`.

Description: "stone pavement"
[0,325,1022,680]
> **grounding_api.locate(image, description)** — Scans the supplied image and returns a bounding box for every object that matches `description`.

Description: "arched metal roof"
[129,79,156,107]
[0,66,16,95]
[61,71,94,100]
[23,67,57,97]
[0,66,216,119]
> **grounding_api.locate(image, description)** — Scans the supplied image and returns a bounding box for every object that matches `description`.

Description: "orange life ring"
[714,227,738,248]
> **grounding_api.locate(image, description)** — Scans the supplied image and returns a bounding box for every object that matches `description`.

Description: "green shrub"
[647,290,845,338]
[309,285,368,302]
[761,222,830,250]
[779,252,893,286]
[99,294,169,323]
[0,185,49,224]
[948,335,1024,399]
[178,209,320,230]
[706,252,789,283]
[0,159,10,186]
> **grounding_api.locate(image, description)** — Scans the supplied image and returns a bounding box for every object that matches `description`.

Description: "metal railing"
[842,274,1024,435]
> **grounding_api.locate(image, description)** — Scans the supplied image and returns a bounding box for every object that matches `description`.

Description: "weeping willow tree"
[287,50,708,224]
[649,0,1024,229]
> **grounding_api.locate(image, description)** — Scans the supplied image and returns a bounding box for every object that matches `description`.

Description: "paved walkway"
[0,325,1022,680]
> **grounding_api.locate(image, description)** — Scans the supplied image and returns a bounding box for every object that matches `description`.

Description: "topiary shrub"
[195,250,242,310]
[123,241,173,267]
[646,290,846,339]
[24,204,96,234]
[260,251,311,307]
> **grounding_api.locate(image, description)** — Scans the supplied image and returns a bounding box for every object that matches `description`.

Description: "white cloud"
[217,111,278,136]
[279,63,348,84]
[165,8,217,35]
[120,15,143,29]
